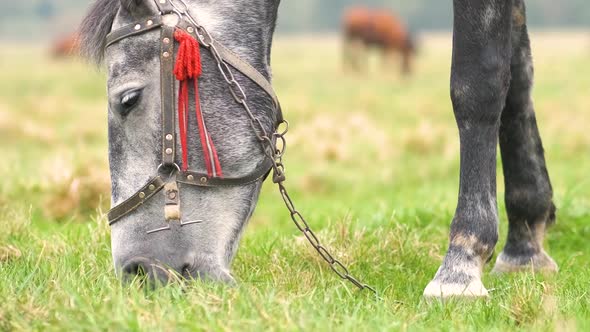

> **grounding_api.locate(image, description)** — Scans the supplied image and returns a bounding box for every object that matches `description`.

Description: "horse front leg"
[423,0,513,298]
[493,0,558,274]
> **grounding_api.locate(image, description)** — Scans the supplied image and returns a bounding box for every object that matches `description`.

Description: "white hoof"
[492,250,558,274]
[423,278,489,298]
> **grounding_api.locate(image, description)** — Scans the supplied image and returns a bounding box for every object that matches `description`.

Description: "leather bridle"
[103,0,376,294]
[105,0,283,228]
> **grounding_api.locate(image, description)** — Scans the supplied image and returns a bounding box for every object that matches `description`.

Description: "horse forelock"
[79,0,121,64]
[79,0,279,65]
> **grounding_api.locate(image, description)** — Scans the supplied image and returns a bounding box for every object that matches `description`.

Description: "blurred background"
[2,0,590,40]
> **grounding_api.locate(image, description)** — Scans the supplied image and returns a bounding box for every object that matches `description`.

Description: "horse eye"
[119,90,142,115]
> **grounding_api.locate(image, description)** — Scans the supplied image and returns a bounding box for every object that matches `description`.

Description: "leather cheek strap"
[108,176,166,225]
[160,25,176,166]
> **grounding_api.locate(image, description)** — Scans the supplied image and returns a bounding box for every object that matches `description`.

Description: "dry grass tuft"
[0,207,31,241]
[38,237,68,258]
[401,120,457,158]
[39,153,110,221]
[0,245,22,262]
[0,105,57,143]
[402,121,438,154]
[289,112,392,164]
[20,120,57,143]
[12,299,50,329]
[502,279,548,326]
[298,171,330,194]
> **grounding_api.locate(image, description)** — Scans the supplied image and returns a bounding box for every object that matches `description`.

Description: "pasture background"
[1,31,590,330]
[3,0,590,38]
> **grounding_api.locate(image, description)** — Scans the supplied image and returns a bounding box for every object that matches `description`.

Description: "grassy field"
[1,32,589,331]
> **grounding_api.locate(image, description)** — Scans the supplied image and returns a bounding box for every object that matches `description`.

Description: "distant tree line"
[278,0,590,33]
[0,0,588,40]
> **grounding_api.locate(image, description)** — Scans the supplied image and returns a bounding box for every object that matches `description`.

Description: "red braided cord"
[173,29,222,177]
[178,81,189,171]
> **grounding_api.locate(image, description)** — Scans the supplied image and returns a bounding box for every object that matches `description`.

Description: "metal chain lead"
[276,182,377,294]
[182,13,376,295]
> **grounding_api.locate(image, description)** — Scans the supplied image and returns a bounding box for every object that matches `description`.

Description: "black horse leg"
[424,0,513,297]
[343,32,364,73]
[493,0,558,273]
[343,34,355,72]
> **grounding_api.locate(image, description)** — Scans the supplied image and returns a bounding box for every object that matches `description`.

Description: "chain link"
[278,183,377,294]
[188,18,376,295]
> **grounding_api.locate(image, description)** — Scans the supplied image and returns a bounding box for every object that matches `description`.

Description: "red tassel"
[178,80,189,171]
[174,29,202,80]
[173,29,222,177]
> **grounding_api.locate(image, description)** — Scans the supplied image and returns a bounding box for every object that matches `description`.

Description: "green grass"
[1,32,589,330]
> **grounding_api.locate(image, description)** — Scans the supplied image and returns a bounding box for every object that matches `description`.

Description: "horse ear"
[120,0,159,17]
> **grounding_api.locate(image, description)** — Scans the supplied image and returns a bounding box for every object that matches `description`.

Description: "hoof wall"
[492,250,558,274]
[423,278,489,298]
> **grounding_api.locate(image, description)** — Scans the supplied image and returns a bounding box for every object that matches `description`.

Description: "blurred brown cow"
[51,33,81,58]
[343,7,416,75]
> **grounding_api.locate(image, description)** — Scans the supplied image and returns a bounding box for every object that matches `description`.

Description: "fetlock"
[493,218,558,273]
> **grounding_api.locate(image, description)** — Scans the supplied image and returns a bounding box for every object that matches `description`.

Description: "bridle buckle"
[146,168,202,234]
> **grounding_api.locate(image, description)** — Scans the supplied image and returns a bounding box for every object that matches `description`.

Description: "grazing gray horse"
[80,0,282,283]
[423,0,557,297]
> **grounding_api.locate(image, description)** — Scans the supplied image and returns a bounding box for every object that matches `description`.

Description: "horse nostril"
[181,263,193,278]
[121,257,163,284]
